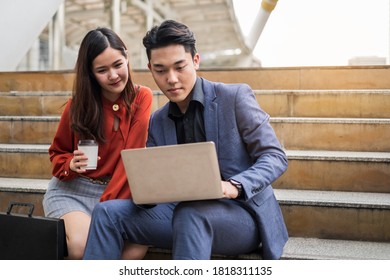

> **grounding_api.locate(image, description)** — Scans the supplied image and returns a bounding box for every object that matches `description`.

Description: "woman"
[43,27,152,259]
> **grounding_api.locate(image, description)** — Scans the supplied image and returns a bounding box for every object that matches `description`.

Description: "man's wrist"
[229,179,243,198]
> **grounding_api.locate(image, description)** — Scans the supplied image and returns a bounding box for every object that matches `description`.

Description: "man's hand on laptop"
[222,181,241,199]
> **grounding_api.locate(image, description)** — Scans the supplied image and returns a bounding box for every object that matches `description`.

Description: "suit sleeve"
[228,84,288,200]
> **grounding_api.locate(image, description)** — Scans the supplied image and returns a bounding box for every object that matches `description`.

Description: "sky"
[232,0,389,67]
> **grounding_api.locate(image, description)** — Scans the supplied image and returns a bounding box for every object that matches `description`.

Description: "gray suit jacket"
[147,78,288,259]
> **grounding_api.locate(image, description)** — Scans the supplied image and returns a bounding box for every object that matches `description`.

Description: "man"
[83,20,288,260]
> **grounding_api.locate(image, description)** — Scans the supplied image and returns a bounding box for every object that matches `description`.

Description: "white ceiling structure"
[63,0,260,69]
[1,0,278,71]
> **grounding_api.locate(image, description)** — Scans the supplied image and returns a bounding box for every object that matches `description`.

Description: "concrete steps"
[281,237,390,260]
[145,237,390,260]
[0,144,50,179]
[1,144,389,193]
[0,177,48,217]
[276,189,390,242]
[2,89,390,151]
[275,150,390,193]
[2,116,390,152]
[1,68,390,259]
[0,116,59,144]
[1,178,389,252]
[0,178,390,259]
[255,89,390,118]
[0,91,70,116]
[273,117,390,152]
[2,89,390,117]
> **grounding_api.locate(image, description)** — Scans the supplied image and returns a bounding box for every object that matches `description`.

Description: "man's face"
[148,44,200,113]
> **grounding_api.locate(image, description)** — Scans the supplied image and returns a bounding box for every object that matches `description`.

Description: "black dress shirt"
[168,78,206,144]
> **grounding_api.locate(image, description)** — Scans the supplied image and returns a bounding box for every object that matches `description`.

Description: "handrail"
[245,0,279,50]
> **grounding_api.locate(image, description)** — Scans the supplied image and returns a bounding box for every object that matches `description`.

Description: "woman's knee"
[66,233,87,259]
[121,242,149,260]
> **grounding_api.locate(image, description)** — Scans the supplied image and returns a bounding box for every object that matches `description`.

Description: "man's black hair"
[143,20,197,60]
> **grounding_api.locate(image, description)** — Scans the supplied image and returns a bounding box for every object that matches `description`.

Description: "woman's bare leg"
[121,242,149,260]
[61,211,91,260]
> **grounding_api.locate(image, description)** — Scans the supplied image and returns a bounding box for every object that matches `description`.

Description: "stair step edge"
[0,116,60,121]
[282,237,390,260]
[1,145,389,161]
[271,117,390,123]
[286,150,390,162]
[275,189,390,209]
[1,179,389,209]
[253,89,390,95]
[2,116,390,124]
[0,178,49,193]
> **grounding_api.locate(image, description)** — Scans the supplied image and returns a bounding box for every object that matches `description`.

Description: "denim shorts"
[43,176,106,218]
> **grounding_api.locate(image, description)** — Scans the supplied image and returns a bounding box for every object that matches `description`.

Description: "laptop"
[121,142,224,204]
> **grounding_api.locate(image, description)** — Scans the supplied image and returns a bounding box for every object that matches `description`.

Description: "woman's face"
[92,46,129,102]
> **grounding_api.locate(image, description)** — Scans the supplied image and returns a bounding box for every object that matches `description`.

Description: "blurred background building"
[1,0,388,71]
[0,0,280,71]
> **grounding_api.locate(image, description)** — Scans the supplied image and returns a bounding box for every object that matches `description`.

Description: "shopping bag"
[0,201,67,260]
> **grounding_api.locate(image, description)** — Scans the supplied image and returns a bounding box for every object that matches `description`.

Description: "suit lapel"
[162,116,177,145]
[202,79,219,151]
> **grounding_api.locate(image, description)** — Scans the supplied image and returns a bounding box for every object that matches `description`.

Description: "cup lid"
[78,139,97,145]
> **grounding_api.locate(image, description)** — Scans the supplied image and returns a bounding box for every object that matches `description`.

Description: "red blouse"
[49,85,153,201]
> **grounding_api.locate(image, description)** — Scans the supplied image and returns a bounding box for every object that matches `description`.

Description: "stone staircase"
[1,67,390,259]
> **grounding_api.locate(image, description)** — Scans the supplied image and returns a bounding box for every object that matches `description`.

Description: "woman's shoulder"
[134,84,153,101]
[61,97,73,112]
[135,84,153,95]
[134,85,153,104]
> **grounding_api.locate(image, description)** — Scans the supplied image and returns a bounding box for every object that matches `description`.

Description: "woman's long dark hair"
[70,27,137,143]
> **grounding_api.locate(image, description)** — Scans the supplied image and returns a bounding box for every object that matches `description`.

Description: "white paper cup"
[78,140,98,170]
